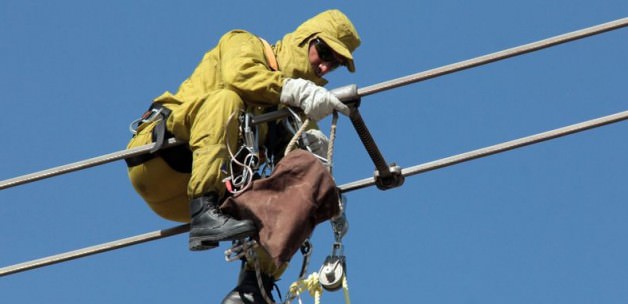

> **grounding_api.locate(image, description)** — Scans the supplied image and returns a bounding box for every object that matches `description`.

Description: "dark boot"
[221,270,276,304]
[188,192,257,251]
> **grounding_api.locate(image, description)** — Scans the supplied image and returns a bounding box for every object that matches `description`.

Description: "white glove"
[280,78,350,121]
[304,129,329,159]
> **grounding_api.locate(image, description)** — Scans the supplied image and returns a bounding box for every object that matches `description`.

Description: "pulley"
[318,242,346,291]
[319,196,349,291]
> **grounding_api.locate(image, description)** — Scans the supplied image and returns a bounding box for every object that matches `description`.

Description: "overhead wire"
[0,17,627,277]
[358,17,628,97]
[1,108,627,277]
[2,17,625,192]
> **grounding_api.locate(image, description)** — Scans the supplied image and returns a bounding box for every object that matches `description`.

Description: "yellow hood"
[274,9,361,86]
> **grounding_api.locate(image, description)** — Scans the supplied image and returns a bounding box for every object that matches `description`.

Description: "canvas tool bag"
[220,149,340,268]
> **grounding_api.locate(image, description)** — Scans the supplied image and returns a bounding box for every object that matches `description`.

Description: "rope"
[250,249,276,304]
[287,272,323,304]
[224,111,256,194]
[285,271,352,304]
[284,111,339,169]
[284,118,311,156]
[327,112,339,175]
[342,276,351,304]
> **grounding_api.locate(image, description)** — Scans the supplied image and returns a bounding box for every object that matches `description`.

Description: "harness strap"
[125,103,192,173]
[259,38,279,71]
[149,104,172,153]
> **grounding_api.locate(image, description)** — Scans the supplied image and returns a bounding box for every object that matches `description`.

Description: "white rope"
[224,111,258,194]
[327,111,339,175]
[284,117,311,156]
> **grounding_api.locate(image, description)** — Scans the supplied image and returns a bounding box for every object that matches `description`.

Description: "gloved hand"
[304,129,329,159]
[280,78,351,121]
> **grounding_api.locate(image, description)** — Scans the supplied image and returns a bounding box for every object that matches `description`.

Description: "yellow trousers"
[127,89,283,277]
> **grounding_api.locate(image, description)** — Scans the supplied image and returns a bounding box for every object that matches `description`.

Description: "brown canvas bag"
[220,149,340,267]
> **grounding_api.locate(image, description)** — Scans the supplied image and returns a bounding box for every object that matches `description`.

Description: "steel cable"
[2,17,625,192]
[1,108,626,277]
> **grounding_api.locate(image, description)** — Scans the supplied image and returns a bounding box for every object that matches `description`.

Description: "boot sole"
[189,225,256,251]
[190,226,256,242]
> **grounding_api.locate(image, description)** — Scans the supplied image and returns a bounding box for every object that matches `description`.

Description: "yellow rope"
[288,272,322,304]
[342,275,351,304]
[286,271,352,304]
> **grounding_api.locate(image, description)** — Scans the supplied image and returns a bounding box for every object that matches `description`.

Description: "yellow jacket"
[154,9,360,108]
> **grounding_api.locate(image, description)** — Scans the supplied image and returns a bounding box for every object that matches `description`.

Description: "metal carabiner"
[128,107,164,134]
[224,238,258,262]
[330,196,349,242]
[242,112,259,155]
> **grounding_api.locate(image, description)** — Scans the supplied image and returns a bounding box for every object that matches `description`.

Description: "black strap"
[150,117,167,153]
[149,103,172,152]
[125,103,192,173]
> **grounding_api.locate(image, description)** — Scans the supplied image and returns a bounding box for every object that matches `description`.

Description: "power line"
[1,17,626,277]
[341,110,628,192]
[358,17,628,97]
[1,17,625,192]
[2,108,626,277]
[0,138,184,191]
[0,225,189,277]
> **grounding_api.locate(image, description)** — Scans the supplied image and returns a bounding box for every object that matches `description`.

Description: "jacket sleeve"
[218,31,284,105]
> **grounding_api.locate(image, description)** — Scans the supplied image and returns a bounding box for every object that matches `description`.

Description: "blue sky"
[1,1,627,303]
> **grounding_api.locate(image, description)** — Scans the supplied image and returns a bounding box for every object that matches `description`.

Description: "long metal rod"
[358,17,628,97]
[2,18,625,192]
[2,108,626,277]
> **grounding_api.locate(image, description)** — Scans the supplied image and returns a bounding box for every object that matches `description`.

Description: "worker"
[125,9,360,303]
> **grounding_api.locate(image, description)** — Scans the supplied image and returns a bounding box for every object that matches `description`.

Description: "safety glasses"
[313,38,344,69]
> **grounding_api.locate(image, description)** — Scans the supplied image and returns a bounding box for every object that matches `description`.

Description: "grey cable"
[2,109,626,277]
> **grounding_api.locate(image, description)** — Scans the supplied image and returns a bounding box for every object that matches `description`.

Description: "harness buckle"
[129,108,165,134]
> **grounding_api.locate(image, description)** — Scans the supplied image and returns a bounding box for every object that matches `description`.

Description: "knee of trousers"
[128,157,191,223]
[165,89,244,144]
[193,89,244,143]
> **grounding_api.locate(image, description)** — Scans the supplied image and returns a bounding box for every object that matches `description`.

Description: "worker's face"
[309,38,345,78]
